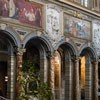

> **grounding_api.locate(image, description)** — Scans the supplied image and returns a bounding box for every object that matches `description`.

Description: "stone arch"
[0,30,20,100]
[54,39,78,56]
[79,43,98,100]
[23,34,54,82]
[53,41,77,100]
[1,28,21,48]
[22,33,54,53]
[79,43,97,60]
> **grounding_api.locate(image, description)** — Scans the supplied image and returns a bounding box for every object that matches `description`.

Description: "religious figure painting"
[64,13,91,40]
[0,0,43,28]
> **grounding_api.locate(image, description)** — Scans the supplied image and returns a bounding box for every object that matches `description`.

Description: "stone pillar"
[49,55,55,100]
[85,59,92,100]
[16,48,25,100]
[73,56,80,100]
[93,61,98,100]
[65,58,72,100]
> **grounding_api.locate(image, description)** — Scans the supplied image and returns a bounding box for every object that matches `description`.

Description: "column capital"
[71,55,81,62]
[17,48,26,56]
[46,51,55,59]
[91,59,99,64]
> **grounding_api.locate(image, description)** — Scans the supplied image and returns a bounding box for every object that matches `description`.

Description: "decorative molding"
[52,0,100,19]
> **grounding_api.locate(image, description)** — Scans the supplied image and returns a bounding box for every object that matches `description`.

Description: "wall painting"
[93,21,100,56]
[46,5,61,41]
[0,0,43,28]
[64,13,91,40]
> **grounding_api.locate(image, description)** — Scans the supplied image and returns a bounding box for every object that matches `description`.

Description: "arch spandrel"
[0,28,21,48]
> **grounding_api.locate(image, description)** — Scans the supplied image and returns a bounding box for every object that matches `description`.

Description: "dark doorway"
[23,43,40,70]
[0,61,7,97]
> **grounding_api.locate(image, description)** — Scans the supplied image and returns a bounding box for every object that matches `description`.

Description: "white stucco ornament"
[92,21,100,56]
[46,5,61,41]
[0,24,7,30]
[37,31,42,36]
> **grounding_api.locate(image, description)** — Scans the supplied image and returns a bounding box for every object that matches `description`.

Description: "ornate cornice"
[48,0,100,20]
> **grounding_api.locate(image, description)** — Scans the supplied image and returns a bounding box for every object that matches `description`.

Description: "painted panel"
[0,0,43,28]
[64,13,91,40]
[46,5,62,40]
[93,21,100,56]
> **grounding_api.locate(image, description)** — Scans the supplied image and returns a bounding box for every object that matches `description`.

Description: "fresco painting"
[93,22,100,56]
[46,6,61,40]
[0,0,43,28]
[64,14,91,40]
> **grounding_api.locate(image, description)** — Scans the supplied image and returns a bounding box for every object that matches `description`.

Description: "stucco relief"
[93,21,100,56]
[0,24,7,30]
[46,5,62,41]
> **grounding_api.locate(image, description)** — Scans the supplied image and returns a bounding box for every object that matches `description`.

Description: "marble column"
[49,54,55,100]
[16,48,25,100]
[93,60,98,100]
[73,56,80,100]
